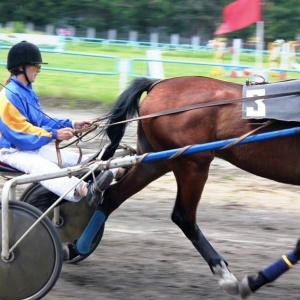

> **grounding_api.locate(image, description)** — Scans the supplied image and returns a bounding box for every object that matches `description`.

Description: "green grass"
[1,41,299,107]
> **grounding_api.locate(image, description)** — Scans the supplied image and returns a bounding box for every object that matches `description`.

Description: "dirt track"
[3,107,300,300]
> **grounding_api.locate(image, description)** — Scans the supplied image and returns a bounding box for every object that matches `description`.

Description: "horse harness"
[55,79,300,165]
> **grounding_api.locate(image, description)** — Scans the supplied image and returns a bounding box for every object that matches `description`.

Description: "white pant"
[0,146,91,201]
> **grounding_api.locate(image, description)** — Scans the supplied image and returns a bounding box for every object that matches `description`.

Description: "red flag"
[215,0,262,35]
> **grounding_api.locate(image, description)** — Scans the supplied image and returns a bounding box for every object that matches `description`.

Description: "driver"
[0,40,115,206]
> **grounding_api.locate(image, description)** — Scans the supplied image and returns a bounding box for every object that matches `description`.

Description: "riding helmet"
[7,40,48,71]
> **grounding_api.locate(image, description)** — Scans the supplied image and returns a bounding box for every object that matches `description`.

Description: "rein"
[55,123,99,168]
[56,88,300,166]
[99,90,300,128]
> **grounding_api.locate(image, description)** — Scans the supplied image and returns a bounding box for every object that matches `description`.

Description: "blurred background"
[0,0,299,107]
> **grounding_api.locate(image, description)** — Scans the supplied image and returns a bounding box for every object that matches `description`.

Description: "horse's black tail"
[102,77,156,160]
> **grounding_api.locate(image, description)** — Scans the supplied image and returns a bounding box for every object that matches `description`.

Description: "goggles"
[29,64,41,70]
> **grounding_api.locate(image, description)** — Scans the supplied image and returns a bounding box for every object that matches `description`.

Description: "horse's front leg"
[239,238,300,298]
[171,158,239,295]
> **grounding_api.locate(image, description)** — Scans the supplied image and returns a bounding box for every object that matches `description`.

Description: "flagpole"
[255,20,264,69]
[254,20,266,81]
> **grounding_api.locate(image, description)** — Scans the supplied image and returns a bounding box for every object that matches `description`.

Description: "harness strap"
[55,139,63,168]
[55,138,83,169]
[221,120,274,149]
[100,90,300,129]
[133,121,274,163]
[54,124,99,168]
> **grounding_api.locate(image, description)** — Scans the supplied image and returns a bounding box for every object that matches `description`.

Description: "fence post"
[87,28,96,39]
[119,59,128,92]
[146,49,165,79]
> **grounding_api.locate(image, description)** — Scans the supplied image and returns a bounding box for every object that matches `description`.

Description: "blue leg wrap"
[261,251,298,282]
[76,210,106,255]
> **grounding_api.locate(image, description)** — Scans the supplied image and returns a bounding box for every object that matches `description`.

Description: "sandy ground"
[2,107,300,300]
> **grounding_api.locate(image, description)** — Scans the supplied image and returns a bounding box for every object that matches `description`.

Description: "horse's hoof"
[239,276,253,299]
[219,275,240,295]
[213,261,239,295]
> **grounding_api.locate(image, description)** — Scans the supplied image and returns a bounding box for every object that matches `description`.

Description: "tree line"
[0,1,299,43]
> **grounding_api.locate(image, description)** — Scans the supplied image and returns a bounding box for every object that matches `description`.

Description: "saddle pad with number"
[242,79,300,122]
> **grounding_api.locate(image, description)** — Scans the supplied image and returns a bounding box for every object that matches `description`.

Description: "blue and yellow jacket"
[0,76,72,150]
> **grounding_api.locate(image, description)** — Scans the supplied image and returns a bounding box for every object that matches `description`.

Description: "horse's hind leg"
[239,238,300,298]
[100,123,170,215]
[169,156,239,295]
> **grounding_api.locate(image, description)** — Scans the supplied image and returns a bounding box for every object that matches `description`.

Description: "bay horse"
[97,76,300,298]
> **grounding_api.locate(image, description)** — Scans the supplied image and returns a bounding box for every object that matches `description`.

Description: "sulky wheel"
[20,183,104,263]
[0,200,62,300]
